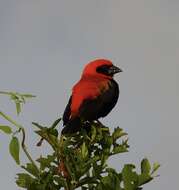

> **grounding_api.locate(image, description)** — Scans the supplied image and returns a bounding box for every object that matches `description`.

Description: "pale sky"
[0,0,179,189]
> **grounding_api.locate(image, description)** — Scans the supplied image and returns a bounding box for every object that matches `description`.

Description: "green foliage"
[15,120,159,190]
[0,91,35,115]
[0,91,160,190]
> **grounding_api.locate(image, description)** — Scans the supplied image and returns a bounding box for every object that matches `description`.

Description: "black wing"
[79,79,119,121]
[62,96,72,125]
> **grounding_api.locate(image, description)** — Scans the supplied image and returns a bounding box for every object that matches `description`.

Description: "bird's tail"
[61,117,81,134]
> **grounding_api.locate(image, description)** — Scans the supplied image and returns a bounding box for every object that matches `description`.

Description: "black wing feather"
[62,96,72,125]
[79,79,119,120]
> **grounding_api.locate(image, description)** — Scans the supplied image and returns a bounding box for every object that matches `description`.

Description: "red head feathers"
[82,59,113,79]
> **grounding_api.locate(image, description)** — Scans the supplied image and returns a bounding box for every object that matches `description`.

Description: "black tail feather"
[61,117,81,134]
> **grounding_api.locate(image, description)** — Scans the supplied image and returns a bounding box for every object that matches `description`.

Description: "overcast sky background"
[0,0,178,189]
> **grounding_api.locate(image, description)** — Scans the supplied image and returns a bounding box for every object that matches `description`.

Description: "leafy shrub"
[0,91,160,190]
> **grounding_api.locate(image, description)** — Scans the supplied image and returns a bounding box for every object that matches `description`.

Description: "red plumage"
[71,76,110,118]
[62,59,122,134]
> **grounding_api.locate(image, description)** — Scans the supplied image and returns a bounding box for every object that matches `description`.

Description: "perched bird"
[61,59,122,134]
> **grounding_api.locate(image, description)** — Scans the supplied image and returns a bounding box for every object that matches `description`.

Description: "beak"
[108,65,123,75]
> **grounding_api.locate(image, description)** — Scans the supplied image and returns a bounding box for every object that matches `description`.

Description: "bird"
[61,59,122,134]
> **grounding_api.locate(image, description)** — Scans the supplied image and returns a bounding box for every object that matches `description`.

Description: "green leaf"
[101,154,109,167]
[105,136,113,147]
[0,125,12,134]
[81,142,88,159]
[122,164,138,190]
[9,136,20,165]
[113,144,128,154]
[32,122,44,129]
[138,173,153,186]
[96,170,122,190]
[36,155,56,170]
[22,163,39,177]
[112,127,127,141]
[51,118,61,129]
[151,162,160,175]
[16,173,35,188]
[141,158,151,174]
[105,168,116,173]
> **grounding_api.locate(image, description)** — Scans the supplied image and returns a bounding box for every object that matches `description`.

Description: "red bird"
[62,59,122,134]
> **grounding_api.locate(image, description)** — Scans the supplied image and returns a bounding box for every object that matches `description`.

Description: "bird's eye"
[96,65,112,75]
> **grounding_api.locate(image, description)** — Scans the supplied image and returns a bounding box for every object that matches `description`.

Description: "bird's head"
[82,59,122,79]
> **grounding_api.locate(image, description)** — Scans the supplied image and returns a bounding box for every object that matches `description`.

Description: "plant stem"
[0,111,22,129]
[0,111,39,173]
[0,91,11,95]
[21,128,40,172]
